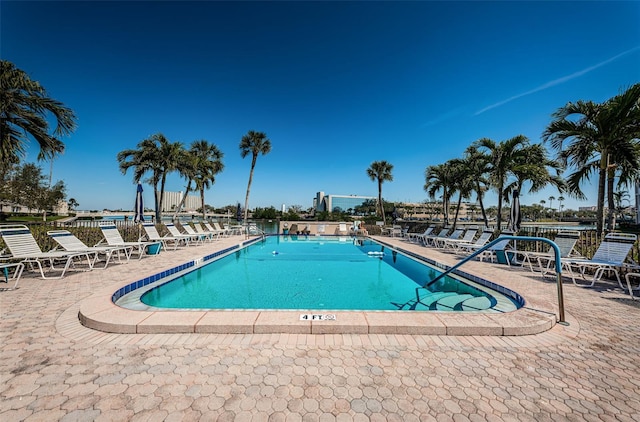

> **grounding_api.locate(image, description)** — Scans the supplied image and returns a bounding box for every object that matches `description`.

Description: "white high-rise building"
[160,191,202,212]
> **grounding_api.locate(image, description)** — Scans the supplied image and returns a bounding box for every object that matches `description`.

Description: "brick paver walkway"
[1,235,639,421]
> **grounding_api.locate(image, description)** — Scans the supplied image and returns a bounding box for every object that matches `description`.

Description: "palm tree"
[472,136,529,229]
[447,158,474,229]
[67,198,79,211]
[424,161,456,226]
[476,137,564,229]
[172,140,224,220]
[544,83,640,234]
[192,141,224,220]
[366,160,394,224]
[463,145,491,227]
[558,195,565,216]
[118,133,184,221]
[239,130,271,222]
[0,60,76,169]
[548,196,555,216]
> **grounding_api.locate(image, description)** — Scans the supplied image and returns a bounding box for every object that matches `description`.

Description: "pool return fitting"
[417,236,567,325]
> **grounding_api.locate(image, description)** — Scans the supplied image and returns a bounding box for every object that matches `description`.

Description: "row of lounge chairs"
[0,221,243,286]
[401,225,639,297]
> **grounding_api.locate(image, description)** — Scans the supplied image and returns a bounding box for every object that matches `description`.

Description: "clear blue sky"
[3,1,639,212]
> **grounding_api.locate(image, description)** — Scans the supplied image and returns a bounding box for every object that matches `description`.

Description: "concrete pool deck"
[2,233,639,420]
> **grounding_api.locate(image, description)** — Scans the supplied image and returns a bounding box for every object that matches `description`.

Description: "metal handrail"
[246,224,266,239]
[417,236,566,323]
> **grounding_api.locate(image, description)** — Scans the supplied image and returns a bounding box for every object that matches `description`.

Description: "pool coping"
[78,235,559,336]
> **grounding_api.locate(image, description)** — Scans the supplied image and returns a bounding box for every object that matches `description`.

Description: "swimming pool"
[116,236,520,313]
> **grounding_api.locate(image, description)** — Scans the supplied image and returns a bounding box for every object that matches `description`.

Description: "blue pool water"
[137,236,519,312]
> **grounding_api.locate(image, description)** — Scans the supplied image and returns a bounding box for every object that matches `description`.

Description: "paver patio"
[1,234,639,421]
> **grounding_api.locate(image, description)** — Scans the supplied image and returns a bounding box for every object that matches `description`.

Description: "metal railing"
[416,236,566,324]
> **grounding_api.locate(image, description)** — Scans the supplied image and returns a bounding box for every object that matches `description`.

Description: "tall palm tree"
[172,147,197,220]
[548,196,555,215]
[118,133,184,221]
[172,140,224,220]
[366,160,394,224]
[239,130,271,222]
[544,83,640,234]
[446,158,474,229]
[473,135,534,229]
[424,161,456,226]
[192,141,224,220]
[0,60,76,169]
[463,145,491,227]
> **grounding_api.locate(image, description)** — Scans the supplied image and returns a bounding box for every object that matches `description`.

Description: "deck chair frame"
[97,221,160,259]
[48,229,132,269]
[0,224,95,279]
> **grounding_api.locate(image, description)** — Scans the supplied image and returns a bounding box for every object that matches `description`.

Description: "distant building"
[314,191,376,214]
[161,191,202,212]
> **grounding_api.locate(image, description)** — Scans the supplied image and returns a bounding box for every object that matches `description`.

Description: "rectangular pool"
[134,236,518,312]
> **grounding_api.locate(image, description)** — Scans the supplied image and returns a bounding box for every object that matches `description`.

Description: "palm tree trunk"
[200,189,206,220]
[378,181,385,224]
[452,194,464,230]
[244,155,257,222]
[158,174,168,222]
[606,167,616,232]
[442,194,448,226]
[172,180,193,220]
[596,164,606,235]
[496,187,504,230]
[153,184,160,222]
[477,189,489,228]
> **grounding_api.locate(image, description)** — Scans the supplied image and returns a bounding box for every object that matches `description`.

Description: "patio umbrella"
[392,207,398,224]
[134,183,145,223]
[508,189,521,232]
[236,203,242,222]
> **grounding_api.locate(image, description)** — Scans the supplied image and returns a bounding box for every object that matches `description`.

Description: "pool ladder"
[415,236,567,324]
[246,224,266,240]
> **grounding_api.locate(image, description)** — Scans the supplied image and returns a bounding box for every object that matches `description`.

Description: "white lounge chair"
[178,224,208,245]
[432,228,464,248]
[143,223,188,249]
[513,230,581,275]
[193,223,219,241]
[211,222,231,237]
[48,229,132,269]
[203,222,227,238]
[0,224,94,279]
[419,227,449,246]
[406,226,434,243]
[476,232,514,265]
[452,229,494,255]
[560,233,637,288]
[98,221,161,259]
[440,227,478,252]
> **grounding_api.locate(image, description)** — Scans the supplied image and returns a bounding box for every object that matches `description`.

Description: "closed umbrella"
[508,190,521,232]
[236,203,242,222]
[507,189,521,265]
[134,183,145,223]
[392,207,399,224]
